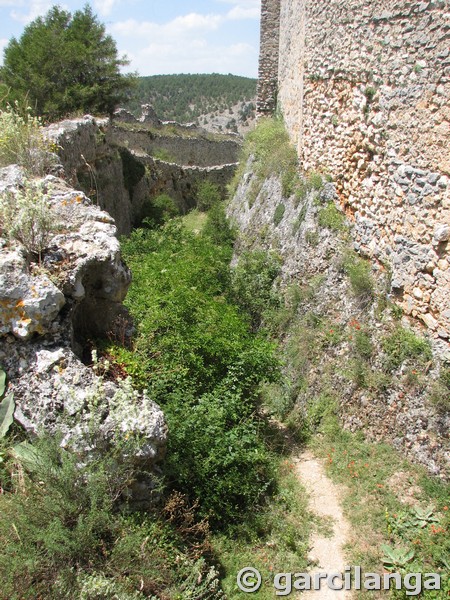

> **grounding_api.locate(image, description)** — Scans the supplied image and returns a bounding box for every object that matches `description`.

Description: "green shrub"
[196,181,222,211]
[382,326,433,372]
[305,230,319,246]
[273,203,286,226]
[0,178,57,262]
[165,383,277,526]
[0,102,55,174]
[230,249,282,330]
[202,202,236,246]
[308,172,323,191]
[343,253,374,304]
[353,329,374,360]
[318,202,346,231]
[142,193,179,226]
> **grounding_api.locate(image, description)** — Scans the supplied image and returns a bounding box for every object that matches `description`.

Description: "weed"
[381,326,432,372]
[273,203,286,226]
[305,230,319,246]
[151,148,176,162]
[0,102,56,175]
[365,86,377,103]
[342,252,374,305]
[318,202,346,232]
[0,178,58,262]
[292,204,307,235]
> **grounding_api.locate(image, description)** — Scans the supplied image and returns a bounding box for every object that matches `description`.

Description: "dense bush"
[0,437,224,599]
[230,249,282,331]
[111,223,280,526]
[165,383,276,526]
[196,181,222,211]
[202,201,236,246]
[142,193,179,226]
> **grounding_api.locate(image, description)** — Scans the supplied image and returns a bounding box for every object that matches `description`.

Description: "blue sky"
[0,0,261,77]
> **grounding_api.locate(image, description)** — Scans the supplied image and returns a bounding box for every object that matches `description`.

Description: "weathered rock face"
[259,0,450,345]
[228,164,449,478]
[0,164,167,506]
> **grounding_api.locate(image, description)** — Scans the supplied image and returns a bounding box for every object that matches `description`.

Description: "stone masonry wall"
[261,0,450,345]
[257,0,281,115]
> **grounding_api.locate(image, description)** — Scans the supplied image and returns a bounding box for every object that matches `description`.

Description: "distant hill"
[125,73,257,135]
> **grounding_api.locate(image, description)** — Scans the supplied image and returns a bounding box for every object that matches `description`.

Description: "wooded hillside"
[125,73,257,132]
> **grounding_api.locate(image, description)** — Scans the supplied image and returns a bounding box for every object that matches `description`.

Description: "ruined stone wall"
[47,117,238,235]
[111,125,240,168]
[266,0,450,344]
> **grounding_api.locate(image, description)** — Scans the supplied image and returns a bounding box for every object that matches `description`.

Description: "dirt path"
[294,450,352,598]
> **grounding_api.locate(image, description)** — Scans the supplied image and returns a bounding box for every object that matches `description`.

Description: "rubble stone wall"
[259,0,450,344]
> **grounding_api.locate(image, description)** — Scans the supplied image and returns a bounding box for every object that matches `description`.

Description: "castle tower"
[256,0,281,116]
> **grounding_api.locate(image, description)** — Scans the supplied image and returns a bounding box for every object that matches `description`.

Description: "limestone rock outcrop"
[0,161,167,505]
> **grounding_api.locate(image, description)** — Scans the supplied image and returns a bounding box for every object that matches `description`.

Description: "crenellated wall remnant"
[258,0,450,346]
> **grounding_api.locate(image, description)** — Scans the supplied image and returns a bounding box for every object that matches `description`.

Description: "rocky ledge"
[0,164,167,507]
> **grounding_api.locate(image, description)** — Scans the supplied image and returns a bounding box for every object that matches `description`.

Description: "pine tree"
[0,5,135,120]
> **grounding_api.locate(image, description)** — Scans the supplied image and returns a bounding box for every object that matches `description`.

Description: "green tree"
[0,4,135,120]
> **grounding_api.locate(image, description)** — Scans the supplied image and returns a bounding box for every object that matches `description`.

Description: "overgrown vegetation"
[229,116,299,201]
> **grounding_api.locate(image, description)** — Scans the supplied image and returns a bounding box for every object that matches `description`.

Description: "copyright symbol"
[237,567,262,593]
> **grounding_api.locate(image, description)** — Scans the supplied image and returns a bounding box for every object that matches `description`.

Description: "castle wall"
[262,0,450,343]
[257,0,281,115]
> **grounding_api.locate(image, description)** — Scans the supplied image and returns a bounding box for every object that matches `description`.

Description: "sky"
[0,0,261,78]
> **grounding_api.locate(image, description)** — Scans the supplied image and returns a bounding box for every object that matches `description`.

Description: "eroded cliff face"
[258,0,450,347]
[228,165,449,478]
[0,163,167,507]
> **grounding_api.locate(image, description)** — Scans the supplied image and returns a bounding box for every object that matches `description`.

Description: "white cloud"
[218,0,261,18]
[109,6,260,77]
[227,5,260,19]
[93,0,120,17]
[10,0,54,24]
[111,13,223,39]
